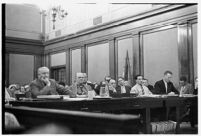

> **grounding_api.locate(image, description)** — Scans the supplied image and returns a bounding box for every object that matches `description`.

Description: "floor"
[179,122,198,134]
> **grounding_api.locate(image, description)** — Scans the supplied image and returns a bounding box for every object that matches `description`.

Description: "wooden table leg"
[143,108,151,134]
[175,106,180,133]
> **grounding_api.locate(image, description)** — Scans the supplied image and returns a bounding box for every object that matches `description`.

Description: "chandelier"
[51,6,68,29]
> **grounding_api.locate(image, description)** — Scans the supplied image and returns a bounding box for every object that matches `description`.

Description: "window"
[117,37,133,83]
[50,52,66,83]
[143,28,179,85]
[51,66,66,83]
[71,48,81,83]
[87,43,109,83]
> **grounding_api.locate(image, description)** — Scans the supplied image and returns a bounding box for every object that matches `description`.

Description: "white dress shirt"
[131,84,152,96]
[121,86,126,94]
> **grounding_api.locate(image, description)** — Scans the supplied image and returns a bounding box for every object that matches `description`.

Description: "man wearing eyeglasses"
[69,73,93,98]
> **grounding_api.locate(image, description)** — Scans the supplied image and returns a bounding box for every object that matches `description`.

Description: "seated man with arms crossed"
[30,67,70,98]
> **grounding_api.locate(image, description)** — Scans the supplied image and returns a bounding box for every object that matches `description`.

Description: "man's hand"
[41,77,51,86]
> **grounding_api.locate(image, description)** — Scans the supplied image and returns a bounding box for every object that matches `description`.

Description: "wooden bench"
[4,105,140,134]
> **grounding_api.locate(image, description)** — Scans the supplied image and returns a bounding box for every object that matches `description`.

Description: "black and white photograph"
[2,0,198,134]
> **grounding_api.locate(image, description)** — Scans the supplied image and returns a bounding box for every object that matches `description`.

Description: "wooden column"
[187,22,194,83]
[43,53,51,68]
[66,49,71,85]
[109,37,116,79]
[139,33,144,76]
[81,45,86,73]
[177,24,190,81]
[133,34,141,79]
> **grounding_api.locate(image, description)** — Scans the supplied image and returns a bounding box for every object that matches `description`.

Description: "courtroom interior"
[3,2,198,134]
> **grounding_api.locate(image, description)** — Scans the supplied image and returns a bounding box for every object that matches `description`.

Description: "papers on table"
[93,96,112,99]
[37,95,63,100]
[64,97,88,101]
[137,94,179,98]
[179,94,197,97]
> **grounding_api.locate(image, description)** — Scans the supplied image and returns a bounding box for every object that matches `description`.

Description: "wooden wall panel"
[178,24,189,81]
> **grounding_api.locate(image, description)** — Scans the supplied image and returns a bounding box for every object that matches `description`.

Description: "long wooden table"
[8,96,197,134]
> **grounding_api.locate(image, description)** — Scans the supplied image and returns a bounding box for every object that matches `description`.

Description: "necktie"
[77,85,84,95]
[140,85,145,95]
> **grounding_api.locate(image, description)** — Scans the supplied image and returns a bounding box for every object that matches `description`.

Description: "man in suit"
[154,71,178,94]
[30,67,70,98]
[116,77,131,95]
[177,76,193,95]
[69,73,93,98]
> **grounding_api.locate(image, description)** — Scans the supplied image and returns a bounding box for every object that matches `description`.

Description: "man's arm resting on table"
[30,83,51,98]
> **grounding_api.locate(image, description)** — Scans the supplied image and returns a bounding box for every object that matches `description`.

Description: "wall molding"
[44,4,197,54]
[5,36,44,55]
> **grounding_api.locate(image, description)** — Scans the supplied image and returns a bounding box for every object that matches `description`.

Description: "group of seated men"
[7,66,196,99]
[4,66,198,129]
[5,66,198,100]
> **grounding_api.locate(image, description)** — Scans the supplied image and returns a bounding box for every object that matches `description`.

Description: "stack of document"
[180,94,196,97]
[151,120,177,134]
[93,96,112,99]
[37,95,63,100]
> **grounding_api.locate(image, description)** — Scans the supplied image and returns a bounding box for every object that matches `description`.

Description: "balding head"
[38,67,50,80]
[76,73,85,84]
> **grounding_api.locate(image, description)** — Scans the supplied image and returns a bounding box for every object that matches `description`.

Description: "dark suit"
[116,85,131,95]
[154,80,178,94]
[30,79,69,98]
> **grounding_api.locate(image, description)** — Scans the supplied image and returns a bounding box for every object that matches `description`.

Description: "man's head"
[143,78,149,87]
[76,73,85,85]
[109,79,116,88]
[163,71,173,83]
[105,76,111,83]
[118,77,125,86]
[38,67,50,81]
[135,75,143,85]
[179,76,187,86]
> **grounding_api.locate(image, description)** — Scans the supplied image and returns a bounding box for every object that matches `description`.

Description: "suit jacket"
[154,80,178,94]
[30,79,69,98]
[177,83,193,94]
[193,88,198,95]
[69,83,92,98]
[116,85,131,94]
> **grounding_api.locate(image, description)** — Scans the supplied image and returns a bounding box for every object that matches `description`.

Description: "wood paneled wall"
[5,37,44,86]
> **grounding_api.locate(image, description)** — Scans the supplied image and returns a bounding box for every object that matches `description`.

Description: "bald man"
[30,67,70,98]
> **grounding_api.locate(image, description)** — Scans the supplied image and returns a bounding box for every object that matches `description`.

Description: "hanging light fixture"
[51,6,68,29]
